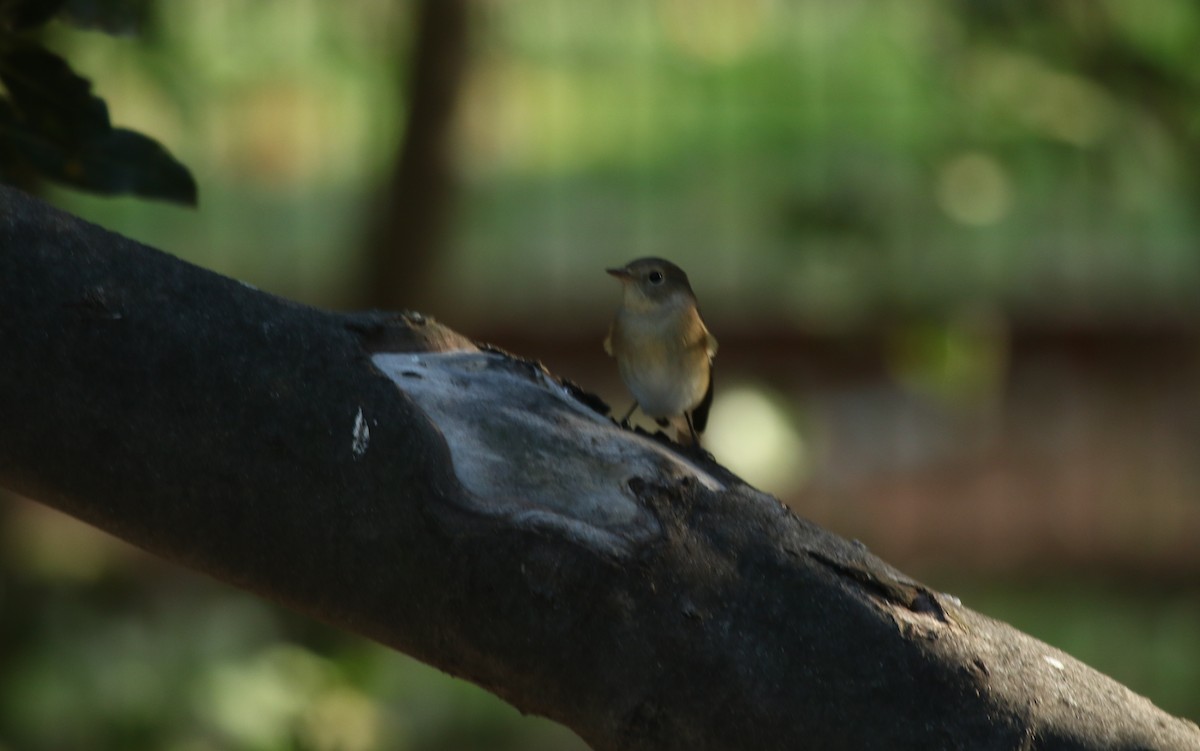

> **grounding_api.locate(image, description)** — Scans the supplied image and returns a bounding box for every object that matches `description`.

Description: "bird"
[604,257,718,446]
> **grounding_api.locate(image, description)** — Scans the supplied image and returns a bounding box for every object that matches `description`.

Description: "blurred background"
[3,0,1200,748]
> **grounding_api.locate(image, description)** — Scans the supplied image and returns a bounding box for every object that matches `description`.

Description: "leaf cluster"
[0,0,195,204]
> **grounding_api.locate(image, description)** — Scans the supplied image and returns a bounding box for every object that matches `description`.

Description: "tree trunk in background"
[360,0,469,312]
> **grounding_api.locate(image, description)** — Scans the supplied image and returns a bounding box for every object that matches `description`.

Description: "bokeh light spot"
[706,385,808,497]
[936,152,1012,226]
[657,0,768,65]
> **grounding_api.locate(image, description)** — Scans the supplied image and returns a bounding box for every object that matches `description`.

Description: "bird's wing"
[703,325,718,360]
[691,367,714,435]
[603,323,615,356]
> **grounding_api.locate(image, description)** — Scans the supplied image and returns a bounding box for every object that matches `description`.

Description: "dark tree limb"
[0,186,1196,751]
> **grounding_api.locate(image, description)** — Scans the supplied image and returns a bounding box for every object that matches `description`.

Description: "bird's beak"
[606,267,631,281]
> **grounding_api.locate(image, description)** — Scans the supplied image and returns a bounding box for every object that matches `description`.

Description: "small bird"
[604,257,718,446]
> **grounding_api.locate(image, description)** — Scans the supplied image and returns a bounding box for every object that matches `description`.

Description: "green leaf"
[0,41,110,144]
[0,47,197,205]
[0,104,197,204]
[0,0,70,30]
[0,0,153,34]
[61,0,153,35]
[73,127,198,204]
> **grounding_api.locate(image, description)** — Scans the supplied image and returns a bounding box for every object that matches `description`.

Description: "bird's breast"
[610,306,711,418]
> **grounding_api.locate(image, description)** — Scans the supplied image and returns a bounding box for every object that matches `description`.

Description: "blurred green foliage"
[4,1,1200,748]
[39,0,1200,322]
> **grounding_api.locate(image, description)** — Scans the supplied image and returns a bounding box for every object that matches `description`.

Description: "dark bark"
[360,0,469,311]
[0,186,1196,751]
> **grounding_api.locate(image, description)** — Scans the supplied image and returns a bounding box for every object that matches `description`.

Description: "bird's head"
[606,257,696,312]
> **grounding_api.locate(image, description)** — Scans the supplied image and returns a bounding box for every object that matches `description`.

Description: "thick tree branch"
[0,186,1196,751]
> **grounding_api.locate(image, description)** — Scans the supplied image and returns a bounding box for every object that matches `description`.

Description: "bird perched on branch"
[604,257,718,446]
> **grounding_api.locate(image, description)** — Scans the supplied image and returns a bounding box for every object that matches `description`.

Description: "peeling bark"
[0,186,1196,751]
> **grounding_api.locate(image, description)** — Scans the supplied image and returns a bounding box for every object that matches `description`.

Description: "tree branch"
[0,186,1195,750]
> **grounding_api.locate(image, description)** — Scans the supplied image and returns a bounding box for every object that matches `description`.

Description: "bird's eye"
[648,270,664,285]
